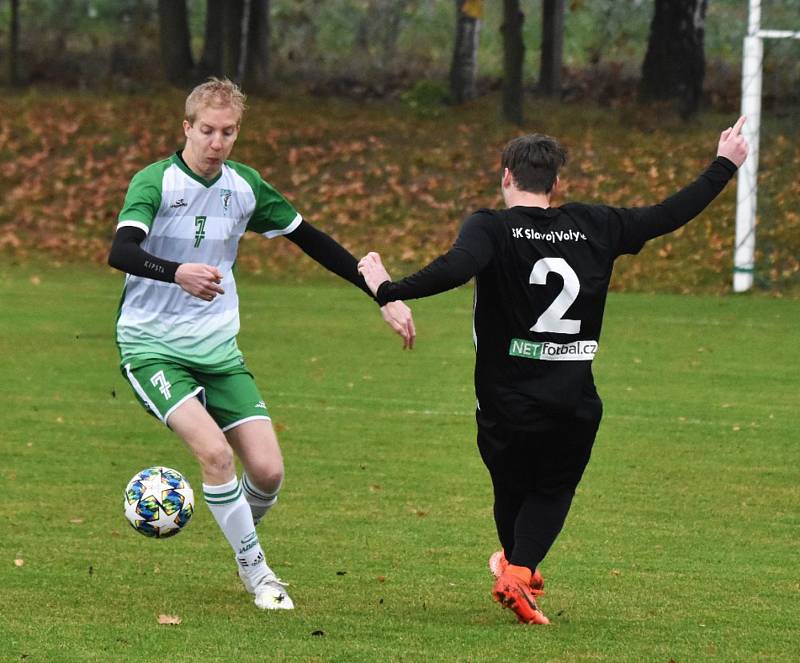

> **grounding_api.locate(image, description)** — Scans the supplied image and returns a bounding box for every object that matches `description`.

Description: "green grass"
[1,264,798,662]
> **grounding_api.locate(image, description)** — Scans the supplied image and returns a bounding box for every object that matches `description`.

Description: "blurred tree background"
[1,0,797,110]
[0,0,798,294]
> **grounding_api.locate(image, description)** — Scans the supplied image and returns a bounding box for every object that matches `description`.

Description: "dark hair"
[501,134,567,194]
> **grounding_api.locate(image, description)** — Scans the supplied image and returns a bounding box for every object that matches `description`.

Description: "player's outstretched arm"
[286,220,377,298]
[285,221,415,349]
[357,215,489,307]
[613,117,750,251]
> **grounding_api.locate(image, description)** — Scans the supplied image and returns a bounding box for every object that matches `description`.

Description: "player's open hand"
[357,252,391,296]
[717,116,749,168]
[175,263,225,301]
[380,300,416,350]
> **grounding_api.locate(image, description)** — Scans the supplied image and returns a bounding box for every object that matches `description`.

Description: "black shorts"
[476,408,601,496]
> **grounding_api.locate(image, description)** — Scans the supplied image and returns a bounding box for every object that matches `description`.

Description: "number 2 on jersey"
[529,257,581,334]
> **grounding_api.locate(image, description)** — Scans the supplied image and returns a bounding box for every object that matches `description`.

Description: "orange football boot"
[489,550,544,593]
[492,565,550,625]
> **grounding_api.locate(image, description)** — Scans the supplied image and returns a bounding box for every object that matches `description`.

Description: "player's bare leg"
[168,399,293,610]
[225,418,292,609]
[226,419,284,526]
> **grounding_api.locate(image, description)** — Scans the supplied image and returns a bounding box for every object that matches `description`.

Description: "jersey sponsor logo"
[170,198,188,208]
[220,189,233,215]
[508,338,598,361]
[512,227,587,242]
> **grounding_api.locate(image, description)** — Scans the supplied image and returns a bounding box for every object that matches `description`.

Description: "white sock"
[203,477,270,586]
[242,473,280,526]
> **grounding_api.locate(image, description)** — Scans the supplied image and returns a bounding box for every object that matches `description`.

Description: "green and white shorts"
[122,357,271,431]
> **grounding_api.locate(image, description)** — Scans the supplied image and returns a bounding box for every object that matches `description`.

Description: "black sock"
[492,483,524,556]
[508,488,574,570]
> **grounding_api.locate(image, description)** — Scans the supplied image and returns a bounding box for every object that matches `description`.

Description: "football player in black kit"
[358,117,749,625]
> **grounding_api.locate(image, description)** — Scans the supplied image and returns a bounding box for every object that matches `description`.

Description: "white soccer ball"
[123,466,195,538]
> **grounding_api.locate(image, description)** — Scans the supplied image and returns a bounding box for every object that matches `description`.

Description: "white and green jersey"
[115,152,301,368]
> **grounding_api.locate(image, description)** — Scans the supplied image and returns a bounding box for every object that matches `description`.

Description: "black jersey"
[376,157,737,427]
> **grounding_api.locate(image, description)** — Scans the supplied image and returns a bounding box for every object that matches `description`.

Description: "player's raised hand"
[175,263,225,301]
[717,115,749,168]
[381,300,416,350]
[358,252,392,296]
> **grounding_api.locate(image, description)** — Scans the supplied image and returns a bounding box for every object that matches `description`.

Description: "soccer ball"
[124,466,195,538]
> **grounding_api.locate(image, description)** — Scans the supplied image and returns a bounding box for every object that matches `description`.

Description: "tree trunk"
[501,0,525,125]
[236,0,252,83]
[223,0,245,81]
[356,0,410,71]
[639,0,708,118]
[9,0,20,86]
[157,0,194,86]
[450,0,482,104]
[243,0,270,91]
[200,0,225,77]
[539,0,564,97]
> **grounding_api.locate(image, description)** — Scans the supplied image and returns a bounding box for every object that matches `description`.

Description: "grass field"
[1,264,798,662]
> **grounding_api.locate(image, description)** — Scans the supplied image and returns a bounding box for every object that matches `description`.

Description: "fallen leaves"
[1,94,798,295]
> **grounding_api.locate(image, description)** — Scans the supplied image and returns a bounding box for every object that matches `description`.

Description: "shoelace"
[257,575,289,589]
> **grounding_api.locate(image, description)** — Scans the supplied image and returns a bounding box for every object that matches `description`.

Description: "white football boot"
[254,574,294,610]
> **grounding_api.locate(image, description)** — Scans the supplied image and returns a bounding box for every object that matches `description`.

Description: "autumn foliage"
[1,91,797,295]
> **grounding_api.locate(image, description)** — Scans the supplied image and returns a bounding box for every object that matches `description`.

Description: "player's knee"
[197,444,235,476]
[247,464,283,495]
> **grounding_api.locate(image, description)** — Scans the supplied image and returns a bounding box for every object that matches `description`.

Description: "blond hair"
[184,77,247,124]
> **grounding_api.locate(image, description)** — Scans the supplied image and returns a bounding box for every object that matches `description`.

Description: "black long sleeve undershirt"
[374,248,478,306]
[108,226,179,282]
[617,156,738,246]
[108,219,375,300]
[285,220,376,300]
[375,156,738,306]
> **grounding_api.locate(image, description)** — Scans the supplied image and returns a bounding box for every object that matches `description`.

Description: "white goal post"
[733,0,800,292]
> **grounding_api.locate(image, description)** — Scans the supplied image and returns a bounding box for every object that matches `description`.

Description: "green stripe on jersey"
[114,154,300,366]
[118,159,169,229]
